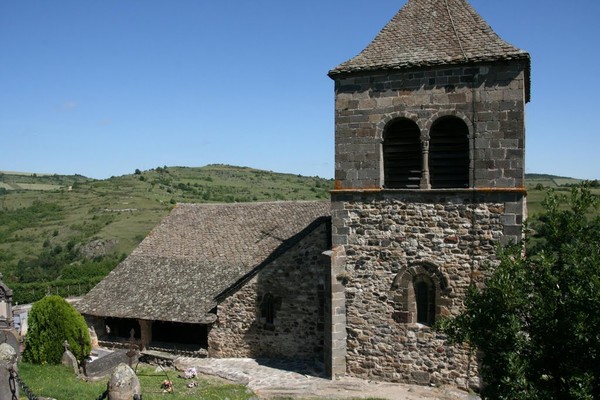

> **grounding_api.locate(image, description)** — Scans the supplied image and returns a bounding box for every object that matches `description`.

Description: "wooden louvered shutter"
[429,117,469,188]
[383,119,421,189]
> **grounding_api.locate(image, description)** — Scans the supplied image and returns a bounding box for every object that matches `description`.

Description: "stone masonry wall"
[208,222,329,362]
[334,61,527,190]
[331,191,524,387]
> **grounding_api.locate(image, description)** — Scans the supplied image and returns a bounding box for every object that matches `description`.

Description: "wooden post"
[137,320,152,350]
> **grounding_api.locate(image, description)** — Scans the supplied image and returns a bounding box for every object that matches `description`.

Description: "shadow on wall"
[210,217,331,373]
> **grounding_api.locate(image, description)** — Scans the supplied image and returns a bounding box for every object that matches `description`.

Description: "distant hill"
[0,172,88,192]
[525,173,586,188]
[524,173,599,216]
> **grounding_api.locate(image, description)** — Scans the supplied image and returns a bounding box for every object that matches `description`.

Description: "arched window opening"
[260,293,276,327]
[390,264,446,326]
[413,276,435,326]
[429,117,469,188]
[383,119,421,189]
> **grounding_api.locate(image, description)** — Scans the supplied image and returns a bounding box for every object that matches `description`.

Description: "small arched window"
[429,117,469,188]
[383,119,421,189]
[413,275,436,326]
[260,293,275,325]
[390,263,447,326]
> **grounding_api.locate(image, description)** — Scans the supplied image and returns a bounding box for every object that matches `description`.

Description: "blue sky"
[1,1,598,180]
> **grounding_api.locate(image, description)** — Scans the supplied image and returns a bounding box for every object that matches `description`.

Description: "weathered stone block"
[108,364,141,400]
[411,371,431,385]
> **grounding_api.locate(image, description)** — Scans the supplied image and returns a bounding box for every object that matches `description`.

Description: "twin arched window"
[383,117,469,189]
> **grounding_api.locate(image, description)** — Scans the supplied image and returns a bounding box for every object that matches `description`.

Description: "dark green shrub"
[23,295,91,365]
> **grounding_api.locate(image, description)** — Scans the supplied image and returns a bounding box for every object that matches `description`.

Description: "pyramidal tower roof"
[329,0,530,76]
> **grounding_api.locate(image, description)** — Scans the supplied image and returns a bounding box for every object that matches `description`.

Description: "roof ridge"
[329,0,530,77]
[444,0,468,63]
[176,200,330,207]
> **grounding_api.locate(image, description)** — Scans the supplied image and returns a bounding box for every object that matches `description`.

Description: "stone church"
[78,0,530,388]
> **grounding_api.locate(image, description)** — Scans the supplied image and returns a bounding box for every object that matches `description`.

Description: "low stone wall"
[208,222,330,363]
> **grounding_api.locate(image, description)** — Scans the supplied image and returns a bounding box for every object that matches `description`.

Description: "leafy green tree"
[441,184,600,399]
[23,295,91,365]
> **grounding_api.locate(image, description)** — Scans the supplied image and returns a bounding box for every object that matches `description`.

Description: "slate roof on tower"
[77,201,330,324]
[329,0,530,78]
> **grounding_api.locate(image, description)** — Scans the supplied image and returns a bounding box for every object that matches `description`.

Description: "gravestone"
[86,349,138,378]
[0,274,14,329]
[108,363,141,400]
[61,340,79,376]
[0,343,18,400]
[0,276,20,357]
[0,330,20,360]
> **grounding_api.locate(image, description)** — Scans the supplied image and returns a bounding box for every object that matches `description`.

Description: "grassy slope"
[0,165,332,286]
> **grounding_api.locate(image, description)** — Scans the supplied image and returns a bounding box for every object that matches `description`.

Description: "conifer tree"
[23,295,91,365]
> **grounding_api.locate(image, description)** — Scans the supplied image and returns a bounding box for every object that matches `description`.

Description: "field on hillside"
[0,165,333,303]
[524,174,600,216]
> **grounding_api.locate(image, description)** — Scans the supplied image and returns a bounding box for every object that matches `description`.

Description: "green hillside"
[0,165,332,303]
[0,167,596,304]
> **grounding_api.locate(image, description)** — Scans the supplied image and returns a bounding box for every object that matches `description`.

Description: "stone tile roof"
[329,0,530,76]
[77,201,330,324]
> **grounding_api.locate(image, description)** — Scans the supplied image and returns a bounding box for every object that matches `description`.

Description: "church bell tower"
[327,0,530,387]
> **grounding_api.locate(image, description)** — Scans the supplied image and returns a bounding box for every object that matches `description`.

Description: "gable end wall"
[208,222,330,362]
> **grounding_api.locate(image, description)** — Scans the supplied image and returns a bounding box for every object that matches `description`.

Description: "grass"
[18,362,256,400]
[17,362,387,400]
[526,185,600,217]
[18,362,107,399]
